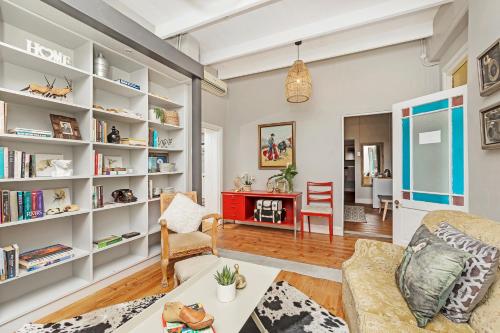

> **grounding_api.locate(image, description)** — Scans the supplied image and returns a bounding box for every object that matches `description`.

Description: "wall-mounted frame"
[360,142,384,187]
[477,39,500,96]
[258,121,296,169]
[480,101,500,149]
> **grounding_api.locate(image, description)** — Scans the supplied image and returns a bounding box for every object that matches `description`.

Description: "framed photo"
[258,121,295,169]
[477,39,500,96]
[42,188,71,213]
[480,101,500,149]
[35,153,64,177]
[50,114,82,140]
[103,156,123,170]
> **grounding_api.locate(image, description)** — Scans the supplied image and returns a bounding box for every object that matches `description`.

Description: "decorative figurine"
[111,189,137,203]
[50,160,73,177]
[46,77,72,99]
[21,75,55,96]
[107,126,121,144]
[234,264,247,289]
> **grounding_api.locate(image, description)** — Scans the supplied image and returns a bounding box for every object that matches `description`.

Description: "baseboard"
[2,256,160,333]
[354,198,372,205]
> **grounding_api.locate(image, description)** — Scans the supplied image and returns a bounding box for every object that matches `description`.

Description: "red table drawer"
[222,194,244,219]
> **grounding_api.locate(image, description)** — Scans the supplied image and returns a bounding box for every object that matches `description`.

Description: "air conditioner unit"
[202,69,227,96]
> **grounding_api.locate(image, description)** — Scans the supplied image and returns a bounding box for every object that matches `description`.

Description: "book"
[93,235,122,249]
[19,244,74,271]
[17,191,24,220]
[0,101,6,135]
[2,190,10,223]
[8,150,14,178]
[9,191,18,222]
[23,191,31,219]
[0,147,5,179]
[0,249,5,280]
[4,245,16,279]
[115,78,140,90]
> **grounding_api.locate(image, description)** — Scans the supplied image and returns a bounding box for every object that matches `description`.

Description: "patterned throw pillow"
[396,225,472,328]
[158,193,208,233]
[435,222,500,323]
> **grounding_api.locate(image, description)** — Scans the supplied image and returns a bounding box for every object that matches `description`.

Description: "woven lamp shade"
[285,60,312,103]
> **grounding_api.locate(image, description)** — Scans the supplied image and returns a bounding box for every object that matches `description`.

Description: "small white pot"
[216,282,236,303]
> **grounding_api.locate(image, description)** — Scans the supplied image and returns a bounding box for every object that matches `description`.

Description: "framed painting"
[477,39,500,96]
[480,101,500,149]
[258,121,296,169]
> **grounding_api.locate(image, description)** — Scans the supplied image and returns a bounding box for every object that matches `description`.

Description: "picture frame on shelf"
[35,153,64,177]
[480,101,500,149]
[42,188,72,214]
[258,121,296,169]
[103,156,123,170]
[50,114,82,140]
[478,39,500,96]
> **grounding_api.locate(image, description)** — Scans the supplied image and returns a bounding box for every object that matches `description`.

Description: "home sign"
[26,39,72,66]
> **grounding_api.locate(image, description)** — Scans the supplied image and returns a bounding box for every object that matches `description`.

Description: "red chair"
[300,182,334,242]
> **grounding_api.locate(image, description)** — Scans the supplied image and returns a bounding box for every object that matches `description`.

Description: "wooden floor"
[344,198,393,238]
[38,224,380,324]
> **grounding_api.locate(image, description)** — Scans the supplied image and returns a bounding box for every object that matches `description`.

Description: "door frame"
[341,110,392,235]
[441,43,468,89]
[202,122,223,213]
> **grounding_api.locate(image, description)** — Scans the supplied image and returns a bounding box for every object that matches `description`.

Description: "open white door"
[392,86,468,245]
[202,124,223,213]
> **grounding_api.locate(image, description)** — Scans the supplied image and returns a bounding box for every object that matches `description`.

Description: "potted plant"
[268,163,298,192]
[214,265,236,302]
[150,107,166,124]
[240,173,255,192]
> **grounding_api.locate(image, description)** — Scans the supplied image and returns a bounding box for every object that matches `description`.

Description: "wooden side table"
[378,195,393,221]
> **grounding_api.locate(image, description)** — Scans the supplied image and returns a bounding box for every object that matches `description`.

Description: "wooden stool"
[378,195,393,221]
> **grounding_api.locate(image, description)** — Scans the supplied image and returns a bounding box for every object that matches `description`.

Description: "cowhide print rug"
[16,293,165,333]
[241,281,349,333]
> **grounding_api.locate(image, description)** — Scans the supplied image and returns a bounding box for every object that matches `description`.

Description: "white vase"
[216,282,236,302]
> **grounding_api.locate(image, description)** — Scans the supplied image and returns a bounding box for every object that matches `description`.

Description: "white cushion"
[174,255,218,283]
[302,204,333,215]
[158,193,208,233]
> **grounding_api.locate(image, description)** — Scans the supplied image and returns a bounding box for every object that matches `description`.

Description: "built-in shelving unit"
[0,0,190,326]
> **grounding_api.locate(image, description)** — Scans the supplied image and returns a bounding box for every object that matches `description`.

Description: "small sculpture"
[50,160,73,177]
[233,177,243,192]
[20,75,55,96]
[111,189,137,203]
[46,76,72,99]
[234,264,247,289]
[107,126,121,144]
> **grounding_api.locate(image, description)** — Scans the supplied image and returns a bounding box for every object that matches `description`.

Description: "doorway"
[342,113,393,239]
[202,123,223,213]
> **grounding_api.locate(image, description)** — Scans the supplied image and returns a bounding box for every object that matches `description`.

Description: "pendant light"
[285,41,312,103]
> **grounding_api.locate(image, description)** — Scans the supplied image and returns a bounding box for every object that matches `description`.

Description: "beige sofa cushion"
[168,232,211,255]
[174,254,218,284]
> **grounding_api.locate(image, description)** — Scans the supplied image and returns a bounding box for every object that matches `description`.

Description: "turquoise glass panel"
[402,118,410,190]
[413,192,450,204]
[412,99,449,115]
[452,107,464,195]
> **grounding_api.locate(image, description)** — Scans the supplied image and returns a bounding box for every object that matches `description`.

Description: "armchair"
[159,191,220,287]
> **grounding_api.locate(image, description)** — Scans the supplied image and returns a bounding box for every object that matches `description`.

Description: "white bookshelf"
[0,0,190,326]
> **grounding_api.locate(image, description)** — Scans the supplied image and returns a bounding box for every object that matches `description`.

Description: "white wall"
[218,41,440,235]
[467,0,500,221]
[202,90,226,127]
[344,113,392,204]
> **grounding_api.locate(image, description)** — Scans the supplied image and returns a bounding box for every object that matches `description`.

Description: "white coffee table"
[116,258,279,333]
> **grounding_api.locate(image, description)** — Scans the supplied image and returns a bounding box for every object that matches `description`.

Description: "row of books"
[92,118,109,143]
[1,190,44,223]
[120,137,146,146]
[148,128,159,147]
[93,152,127,176]
[8,128,52,138]
[0,148,61,179]
[0,244,19,280]
[19,244,74,272]
[92,185,104,209]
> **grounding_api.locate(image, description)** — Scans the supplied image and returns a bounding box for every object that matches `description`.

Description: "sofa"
[342,210,500,333]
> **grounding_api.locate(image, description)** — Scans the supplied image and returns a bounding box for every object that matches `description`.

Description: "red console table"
[221,190,302,238]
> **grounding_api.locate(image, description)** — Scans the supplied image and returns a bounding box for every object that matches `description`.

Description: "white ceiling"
[105,0,452,79]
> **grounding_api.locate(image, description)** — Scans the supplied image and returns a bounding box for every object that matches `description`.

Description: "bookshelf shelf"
[92,108,146,124]
[93,254,144,282]
[148,120,183,131]
[0,41,90,80]
[0,2,190,327]
[93,173,146,179]
[0,87,89,113]
[92,200,147,213]
[148,171,183,176]
[93,75,146,98]
[148,93,183,109]
[0,134,90,146]
[0,248,89,286]
[0,276,89,325]
[0,209,90,229]
[92,142,146,150]
[0,176,89,183]
[92,233,146,254]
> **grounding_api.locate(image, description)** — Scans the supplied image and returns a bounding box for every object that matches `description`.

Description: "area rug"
[16,293,165,333]
[343,205,367,223]
[241,281,348,333]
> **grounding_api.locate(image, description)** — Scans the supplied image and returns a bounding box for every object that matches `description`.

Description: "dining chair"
[300,181,334,242]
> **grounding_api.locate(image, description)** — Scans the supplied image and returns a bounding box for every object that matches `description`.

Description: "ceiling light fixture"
[285,41,312,103]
